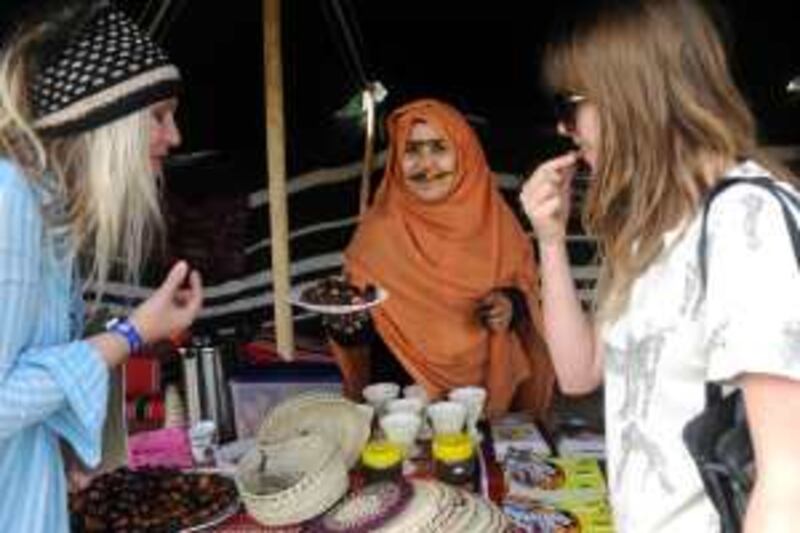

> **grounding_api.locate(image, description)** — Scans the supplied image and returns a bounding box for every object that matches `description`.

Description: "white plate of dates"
[288,276,388,315]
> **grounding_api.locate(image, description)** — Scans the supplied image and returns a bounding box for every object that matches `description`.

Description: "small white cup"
[426,401,467,435]
[379,412,421,456]
[449,386,488,415]
[403,384,429,405]
[386,397,425,416]
[402,384,432,438]
[362,382,401,414]
[448,386,487,442]
[189,419,217,464]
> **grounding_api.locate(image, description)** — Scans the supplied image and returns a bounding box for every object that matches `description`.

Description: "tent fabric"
[94,155,599,342]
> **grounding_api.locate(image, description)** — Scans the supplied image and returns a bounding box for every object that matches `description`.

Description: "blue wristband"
[105,317,144,353]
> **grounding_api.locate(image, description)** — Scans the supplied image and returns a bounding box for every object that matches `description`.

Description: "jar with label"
[361,440,404,485]
[432,432,476,488]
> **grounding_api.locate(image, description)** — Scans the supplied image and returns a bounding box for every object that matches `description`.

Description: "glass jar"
[432,432,476,488]
[360,440,403,485]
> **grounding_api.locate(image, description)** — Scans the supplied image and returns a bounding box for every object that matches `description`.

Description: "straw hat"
[258,392,372,468]
[235,434,348,527]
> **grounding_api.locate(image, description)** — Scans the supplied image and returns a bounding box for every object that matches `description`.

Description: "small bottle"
[432,432,476,488]
[360,440,404,485]
[163,383,187,428]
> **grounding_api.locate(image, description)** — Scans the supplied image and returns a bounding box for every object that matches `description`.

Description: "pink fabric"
[127,427,193,470]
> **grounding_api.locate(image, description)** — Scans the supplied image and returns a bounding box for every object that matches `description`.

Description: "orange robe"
[333,99,555,420]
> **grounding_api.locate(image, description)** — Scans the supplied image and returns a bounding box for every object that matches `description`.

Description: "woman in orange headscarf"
[328,99,555,419]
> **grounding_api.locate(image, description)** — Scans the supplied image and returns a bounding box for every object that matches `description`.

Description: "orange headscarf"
[343,99,554,418]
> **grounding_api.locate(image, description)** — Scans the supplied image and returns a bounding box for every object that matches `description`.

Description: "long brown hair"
[543,0,790,320]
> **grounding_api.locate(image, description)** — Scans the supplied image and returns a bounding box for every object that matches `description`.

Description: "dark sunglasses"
[553,92,588,132]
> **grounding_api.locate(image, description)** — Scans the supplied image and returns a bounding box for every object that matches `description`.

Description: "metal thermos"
[182,336,234,439]
[180,346,202,427]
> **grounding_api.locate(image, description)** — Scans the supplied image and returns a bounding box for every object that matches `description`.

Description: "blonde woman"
[0,2,202,531]
[520,0,800,531]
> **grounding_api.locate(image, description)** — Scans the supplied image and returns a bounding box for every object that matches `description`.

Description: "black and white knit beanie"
[30,4,181,137]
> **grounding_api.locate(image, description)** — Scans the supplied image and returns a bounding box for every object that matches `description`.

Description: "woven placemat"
[310,481,412,533]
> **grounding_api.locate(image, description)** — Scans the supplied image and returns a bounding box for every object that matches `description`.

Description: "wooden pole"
[359,88,376,216]
[263,0,294,359]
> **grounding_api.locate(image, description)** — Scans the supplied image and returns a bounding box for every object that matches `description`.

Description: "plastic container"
[360,441,404,485]
[432,432,476,488]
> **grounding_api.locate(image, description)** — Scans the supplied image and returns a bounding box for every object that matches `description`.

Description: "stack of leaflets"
[503,450,607,503]
[503,495,614,533]
[501,450,614,531]
[490,413,552,462]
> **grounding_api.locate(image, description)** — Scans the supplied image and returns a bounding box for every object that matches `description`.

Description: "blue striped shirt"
[0,159,108,532]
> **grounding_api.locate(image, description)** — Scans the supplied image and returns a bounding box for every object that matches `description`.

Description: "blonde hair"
[0,8,163,294]
[543,0,792,321]
[48,110,163,291]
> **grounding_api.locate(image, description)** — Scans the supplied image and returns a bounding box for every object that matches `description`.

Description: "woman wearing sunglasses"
[519,0,800,531]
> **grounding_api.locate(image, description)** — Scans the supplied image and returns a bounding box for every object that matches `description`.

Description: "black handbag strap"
[698,177,800,290]
[697,176,800,405]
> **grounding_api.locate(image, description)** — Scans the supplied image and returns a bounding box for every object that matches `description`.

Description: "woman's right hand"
[129,260,203,345]
[519,152,579,245]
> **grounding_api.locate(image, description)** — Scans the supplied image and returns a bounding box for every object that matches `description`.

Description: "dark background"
[151,0,800,189]
[2,1,799,187]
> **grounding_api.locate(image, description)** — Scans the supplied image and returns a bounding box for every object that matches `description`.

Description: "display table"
[213,413,614,532]
[216,427,505,531]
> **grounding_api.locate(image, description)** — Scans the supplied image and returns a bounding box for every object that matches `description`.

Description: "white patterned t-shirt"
[602,160,800,532]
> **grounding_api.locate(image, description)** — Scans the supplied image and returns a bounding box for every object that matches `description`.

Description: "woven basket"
[235,434,348,527]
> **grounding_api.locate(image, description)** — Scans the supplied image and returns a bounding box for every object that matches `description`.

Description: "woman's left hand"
[129,260,203,345]
[476,290,513,332]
